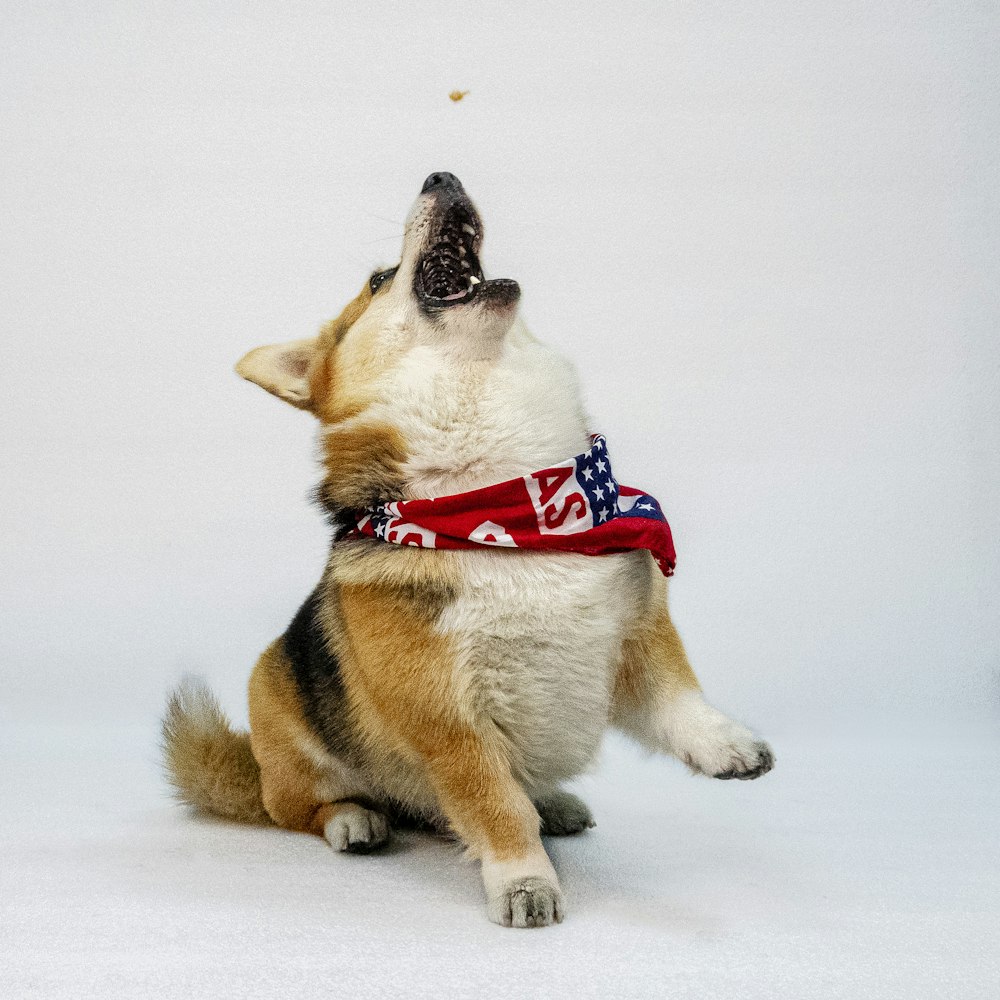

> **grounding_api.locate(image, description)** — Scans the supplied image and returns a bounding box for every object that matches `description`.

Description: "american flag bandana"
[344,434,676,576]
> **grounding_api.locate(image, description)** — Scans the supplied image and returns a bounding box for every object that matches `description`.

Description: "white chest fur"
[436,548,648,792]
[370,318,651,789]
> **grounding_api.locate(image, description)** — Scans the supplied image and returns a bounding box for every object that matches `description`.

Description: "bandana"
[343,434,676,576]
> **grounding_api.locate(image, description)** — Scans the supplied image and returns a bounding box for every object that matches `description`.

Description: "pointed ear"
[235,338,318,410]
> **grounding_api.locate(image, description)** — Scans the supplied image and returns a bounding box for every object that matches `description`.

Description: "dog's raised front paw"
[665,694,776,781]
[712,739,775,780]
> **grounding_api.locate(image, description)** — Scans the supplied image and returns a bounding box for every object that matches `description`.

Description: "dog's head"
[237,173,584,515]
[236,173,536,513]
[236,173,520,420]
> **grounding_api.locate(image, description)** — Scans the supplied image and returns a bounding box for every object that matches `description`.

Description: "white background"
[1,3,998,998]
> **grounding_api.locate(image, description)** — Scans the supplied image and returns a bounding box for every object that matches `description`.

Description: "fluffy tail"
[161,678,271,824]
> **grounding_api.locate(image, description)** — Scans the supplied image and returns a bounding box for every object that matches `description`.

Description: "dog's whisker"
[366,213,405,227]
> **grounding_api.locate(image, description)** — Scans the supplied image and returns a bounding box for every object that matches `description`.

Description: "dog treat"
[448,90,469,102]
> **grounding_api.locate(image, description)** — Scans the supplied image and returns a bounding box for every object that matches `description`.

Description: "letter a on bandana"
[343,434,676,576]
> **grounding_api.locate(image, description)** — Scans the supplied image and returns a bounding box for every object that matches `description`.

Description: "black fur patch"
[283,587,364,768]
[282,577,448,829]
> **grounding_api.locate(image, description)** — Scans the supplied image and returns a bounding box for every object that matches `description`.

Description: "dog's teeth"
[469,275,481,285]
[462,224,476,236]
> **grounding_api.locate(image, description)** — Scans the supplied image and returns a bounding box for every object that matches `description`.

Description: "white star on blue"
[619,494,666,522]
[575,436,626,525]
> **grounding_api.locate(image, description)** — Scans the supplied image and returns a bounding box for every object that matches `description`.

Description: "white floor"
[2,721,998,999]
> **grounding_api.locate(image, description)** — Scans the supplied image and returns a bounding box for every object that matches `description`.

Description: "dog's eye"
[369,267,397,295]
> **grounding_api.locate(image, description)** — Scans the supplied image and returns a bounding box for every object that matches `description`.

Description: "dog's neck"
[395,322,590,498]
[315,320,590,519]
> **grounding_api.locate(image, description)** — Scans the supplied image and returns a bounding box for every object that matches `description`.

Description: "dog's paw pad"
[323,803,391,853]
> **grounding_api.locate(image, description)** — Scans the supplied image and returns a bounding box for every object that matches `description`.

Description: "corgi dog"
[163,172,774,928]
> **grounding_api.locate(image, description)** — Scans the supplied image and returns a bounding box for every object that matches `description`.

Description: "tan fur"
[613,569,701,722]
[316,321,384,408]
[310,276,414,426]
[331,578,539,860]
[319,422,408,510]
[327,538,462,597]
[236,278,388,421]
[161,678,271,824]
[309,284,374,419]
[248,639,365,835]
[318,283,374,347]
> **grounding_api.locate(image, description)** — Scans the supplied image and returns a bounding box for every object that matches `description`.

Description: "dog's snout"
[421,172,462,195]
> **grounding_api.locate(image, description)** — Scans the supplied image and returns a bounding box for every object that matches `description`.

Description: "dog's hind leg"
[248,640,392,852]
[612,575,774,781]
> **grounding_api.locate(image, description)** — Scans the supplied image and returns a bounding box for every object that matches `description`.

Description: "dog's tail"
[161,678,271,825]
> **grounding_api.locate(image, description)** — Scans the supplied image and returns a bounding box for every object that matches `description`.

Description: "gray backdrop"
[2,2,997,737]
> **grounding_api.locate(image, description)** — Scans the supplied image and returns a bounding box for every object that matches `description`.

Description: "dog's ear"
[235,338,318,410]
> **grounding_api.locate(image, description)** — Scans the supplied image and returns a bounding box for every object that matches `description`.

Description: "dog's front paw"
[679,721,774,781]
[711,738,775,780]
[482,851,564,928]
[488,877,565,928]
[323,801,391,853]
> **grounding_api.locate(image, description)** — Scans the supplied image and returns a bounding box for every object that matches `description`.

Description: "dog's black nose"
[421,171,462,194]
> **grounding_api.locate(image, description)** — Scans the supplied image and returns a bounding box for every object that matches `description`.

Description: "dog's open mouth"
[415,202,485,308]
[412,173,522,313]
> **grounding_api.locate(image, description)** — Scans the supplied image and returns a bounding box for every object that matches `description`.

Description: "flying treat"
[449,90,469,102]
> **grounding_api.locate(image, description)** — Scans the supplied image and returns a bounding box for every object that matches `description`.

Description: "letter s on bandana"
[343,434,676,576]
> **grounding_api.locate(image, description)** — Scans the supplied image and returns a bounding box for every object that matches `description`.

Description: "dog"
[162,172,774,928]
